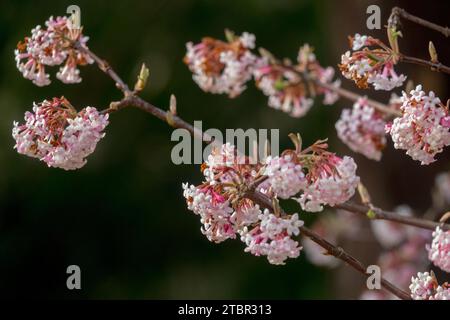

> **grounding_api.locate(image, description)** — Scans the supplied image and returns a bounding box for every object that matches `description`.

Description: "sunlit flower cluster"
[427,227,450,272]
[184,32,257,98]
[387,85,450,165]
[15,16,93,86]
[336,97,387,160]
[12,97,109,170]
[339,34,406,91]
[410,271,450,300]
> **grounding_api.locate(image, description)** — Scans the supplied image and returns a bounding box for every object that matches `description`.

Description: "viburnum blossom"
[12,97,109,170]
[15,16,93,86]
[294,154,360,212]
[409,271,450,300]
[258,154,307,199]
[184,31,257,98]
[335,97,387,160]
[386,85,450,165]
[427,227,450,272]
[240,210,303,265]
[253,44,340,118]
[339,34,406,91]
[182,142,304,264]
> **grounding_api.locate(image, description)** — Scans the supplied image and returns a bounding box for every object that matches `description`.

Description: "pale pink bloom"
[240,210,303,265]
[336,97,386,160]
[409,271,449,300]
[387,85,450,165]
[294,156,360,212]
[258,154,307,199]
[12,97,108,170]
[351,33,369,51]
[15,16,93,86]
[184,33,257,98]
[367,63,407,91]
[427,227,450,272]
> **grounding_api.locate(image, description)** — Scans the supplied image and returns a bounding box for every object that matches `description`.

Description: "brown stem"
[245,189,411,300]
[317,81,402,117]
[391,7,450,38]
[336,201,450,231]
[400,54,450,75]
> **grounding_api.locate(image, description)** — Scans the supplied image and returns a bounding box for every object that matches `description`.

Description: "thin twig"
[391,7,450,38]
[400,54,450,75]
[336,202,450,231]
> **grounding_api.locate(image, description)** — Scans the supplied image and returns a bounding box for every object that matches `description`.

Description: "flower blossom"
[387,85,450,165]
[339,34,406,91]
[427,227,450,273]
[258,153,307,199]
[410,271,450,300]
[294,155,360,212]
[184,31,257,98]
[12,97,108,170]
[240,210,303,265]
[253,44,340,118]
[15,16,93,86]
[335,97,387,160]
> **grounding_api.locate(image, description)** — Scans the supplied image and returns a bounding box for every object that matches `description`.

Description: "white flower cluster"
[427,227,450,273]
[12,98,108,170]
[15,16,93,86]
[240,210,303,265]
[259,154,307,199]
[410,272,450,300]
[340,34,406,91]
[336,97,387,160]
[294,156,360,212]
[184,32,257,98]
[388,85,450,165]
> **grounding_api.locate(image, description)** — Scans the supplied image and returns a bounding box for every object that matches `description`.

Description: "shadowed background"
[0,0,449,299]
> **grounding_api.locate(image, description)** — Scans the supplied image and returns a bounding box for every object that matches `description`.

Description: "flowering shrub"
[11,8,450,300]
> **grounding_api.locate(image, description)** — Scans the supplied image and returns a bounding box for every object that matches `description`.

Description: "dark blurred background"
[1,0,450,299]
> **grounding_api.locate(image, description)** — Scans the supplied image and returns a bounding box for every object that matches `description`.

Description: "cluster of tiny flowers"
[12,97,109,170]
[15,16,93,86]
[427,227,450,272]
[182,143,303,264]
[184,32,257,98]
[410,272,450,300]
[339,34,406,91]
[335,97,386,160]
[240,210,303,265]
[253,44,340,118]
[294,155,360,212]
[387,85,450,165]
[258,153,307,199]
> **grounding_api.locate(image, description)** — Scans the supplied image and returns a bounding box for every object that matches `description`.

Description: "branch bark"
[391,7,450,38]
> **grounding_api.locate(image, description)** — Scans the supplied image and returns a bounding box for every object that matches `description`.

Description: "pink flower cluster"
[335,97,387,160]
[253,44,340,118]
[409,272,450,300]
[185,34,341,118]
[294,155,359,212]
[184,32,257,98]
[387,85,450,165]
[182,143,303,264]
[12,97,109,170]
[182,140,359,264]
[339,34,406,91]
[427,227,450,272]
[15,16,93,86]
